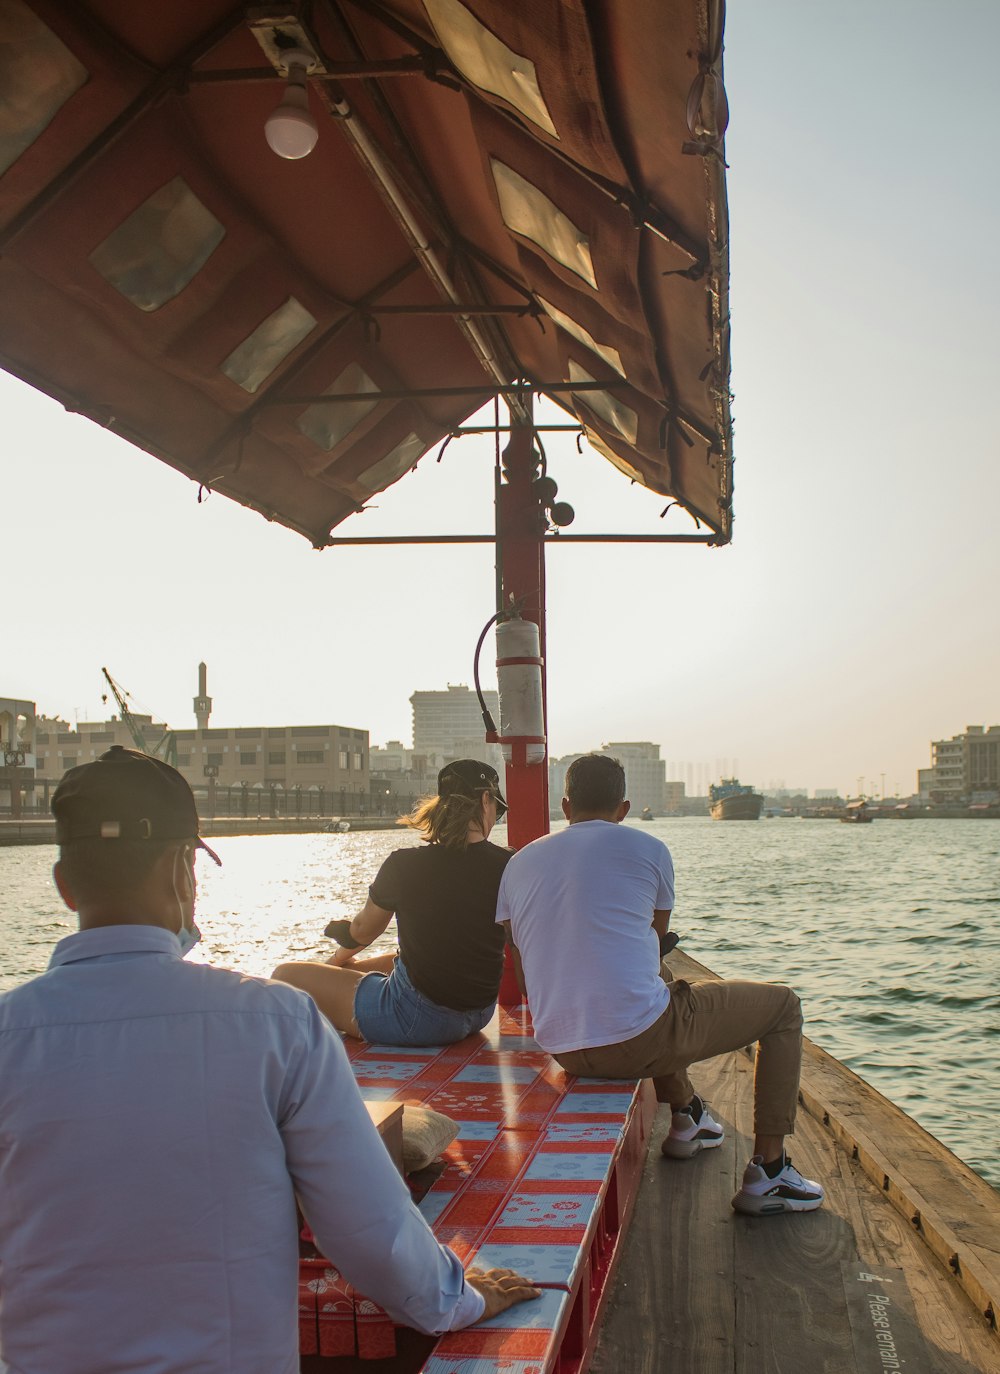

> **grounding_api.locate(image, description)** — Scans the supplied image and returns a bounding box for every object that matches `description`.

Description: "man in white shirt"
[497,754,824,1216]
[0,747,537,1374]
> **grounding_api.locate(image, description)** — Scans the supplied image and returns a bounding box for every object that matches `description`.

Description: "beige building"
[410,685,502,772]
[925,724,1000,802]
[548,753,583,808]
[548,743,670,815]
[34,715,370,814]
[602,741,667,814]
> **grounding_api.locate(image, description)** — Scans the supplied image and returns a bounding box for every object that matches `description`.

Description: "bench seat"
[299,1004,656,1371]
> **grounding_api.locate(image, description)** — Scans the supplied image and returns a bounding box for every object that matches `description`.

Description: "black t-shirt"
[368,841,511,1011]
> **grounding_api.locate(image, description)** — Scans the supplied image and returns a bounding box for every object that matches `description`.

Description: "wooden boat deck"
[590,950,1000,1374]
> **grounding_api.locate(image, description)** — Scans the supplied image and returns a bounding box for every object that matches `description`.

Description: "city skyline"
[14,679,945,800]
[4,3,999,800]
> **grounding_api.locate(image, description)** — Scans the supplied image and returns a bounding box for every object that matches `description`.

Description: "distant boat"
[841,799,873,824]
[709,779,764,820]
[640,806,655,821]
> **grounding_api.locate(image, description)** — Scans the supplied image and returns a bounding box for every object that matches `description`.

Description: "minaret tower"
[193,662,212,730]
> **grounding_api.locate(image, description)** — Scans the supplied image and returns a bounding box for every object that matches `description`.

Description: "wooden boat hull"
[710,792,764,820]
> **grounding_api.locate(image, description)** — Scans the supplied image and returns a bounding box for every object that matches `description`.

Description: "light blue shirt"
[0,926,482,1374]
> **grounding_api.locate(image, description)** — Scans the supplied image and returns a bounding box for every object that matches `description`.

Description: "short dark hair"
[565,754,626,814]
[58,838,181,900]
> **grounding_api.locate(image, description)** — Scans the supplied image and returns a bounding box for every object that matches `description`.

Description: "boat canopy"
[0,0,733,546]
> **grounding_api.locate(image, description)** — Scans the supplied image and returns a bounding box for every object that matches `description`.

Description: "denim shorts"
[353,956,496,1047]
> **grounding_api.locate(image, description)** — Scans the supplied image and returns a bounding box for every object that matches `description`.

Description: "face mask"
[176,921,202,958]
[173,849,202,959]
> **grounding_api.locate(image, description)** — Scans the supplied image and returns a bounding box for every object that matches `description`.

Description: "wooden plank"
[590,1052,741,1374]
[731,1052,862,1374]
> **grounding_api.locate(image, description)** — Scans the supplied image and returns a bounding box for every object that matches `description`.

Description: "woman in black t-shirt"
[272,760,511,1044]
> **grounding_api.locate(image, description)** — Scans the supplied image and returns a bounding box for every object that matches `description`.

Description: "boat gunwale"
[667,948,1000,1341]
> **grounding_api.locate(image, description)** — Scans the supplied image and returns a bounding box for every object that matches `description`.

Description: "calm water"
[2,818,997,1187]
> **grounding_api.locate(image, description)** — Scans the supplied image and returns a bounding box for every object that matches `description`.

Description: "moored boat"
[709,778,764,820]
[841,798,874,823]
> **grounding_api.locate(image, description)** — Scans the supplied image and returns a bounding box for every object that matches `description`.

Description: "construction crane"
[100,668,178,767]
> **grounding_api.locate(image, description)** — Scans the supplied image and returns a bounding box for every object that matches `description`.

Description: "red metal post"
[495,403,549,1004]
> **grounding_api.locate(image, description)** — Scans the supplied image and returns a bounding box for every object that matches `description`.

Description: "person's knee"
[775,984,803,1029]
[271,961,301,984]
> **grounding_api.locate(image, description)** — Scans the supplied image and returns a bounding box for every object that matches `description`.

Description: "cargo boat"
[709,777,764,820]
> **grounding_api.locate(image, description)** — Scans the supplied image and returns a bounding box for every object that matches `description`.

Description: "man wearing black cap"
[0,748,536,1374]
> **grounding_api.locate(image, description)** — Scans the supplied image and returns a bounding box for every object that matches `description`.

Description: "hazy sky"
[4,2,998,797]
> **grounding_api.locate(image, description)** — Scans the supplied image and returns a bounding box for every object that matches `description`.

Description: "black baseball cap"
[437,759,507,815]
[53,745,222,864]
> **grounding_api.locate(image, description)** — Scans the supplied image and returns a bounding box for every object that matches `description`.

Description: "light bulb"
[265,52,319,160]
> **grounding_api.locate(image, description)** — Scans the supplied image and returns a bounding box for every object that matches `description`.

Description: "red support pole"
[495,402,549,1004]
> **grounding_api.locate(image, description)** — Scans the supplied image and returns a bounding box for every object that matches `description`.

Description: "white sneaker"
[661,1093,725,1159]
[731,1154,825,1214]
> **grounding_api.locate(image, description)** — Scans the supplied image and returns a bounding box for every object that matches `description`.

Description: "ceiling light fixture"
[265,48,319,159]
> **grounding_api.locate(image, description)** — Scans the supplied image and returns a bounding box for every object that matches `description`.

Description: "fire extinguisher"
[495,616,545,766]
[473,609,546,765]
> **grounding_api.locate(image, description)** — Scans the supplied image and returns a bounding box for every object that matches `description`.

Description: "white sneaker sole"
[731,1188,824,1215]
[661,1130,725,1160]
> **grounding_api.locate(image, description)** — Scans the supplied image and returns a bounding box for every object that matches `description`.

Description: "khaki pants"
[554,977,803,1137]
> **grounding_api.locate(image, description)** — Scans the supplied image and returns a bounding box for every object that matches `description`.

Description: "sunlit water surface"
[3,818,997,1187]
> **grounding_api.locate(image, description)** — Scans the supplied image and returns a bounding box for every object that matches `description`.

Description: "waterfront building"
[548,743,667,813]
[35,715,369,813]
[917,768,936,803]
[370,740,411,774]
[925,724,1000,803]
[601,742,666,814]
[550,745,671,814]
[410,685,502,771]
[0,697,37,815]
[548,753,584,807]
[369,739,440,813]
[31,669,371,815]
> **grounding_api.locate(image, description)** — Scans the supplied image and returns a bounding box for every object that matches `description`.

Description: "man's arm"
[651,908,672,939]
[501,920,526,997]
[279,997,538,1333]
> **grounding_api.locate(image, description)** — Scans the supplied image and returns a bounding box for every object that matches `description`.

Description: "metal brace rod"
[453,424,583,434]
[186,58,427,83]
[363,302,539,317]
[323,533,718,545]
[262,380,629,405]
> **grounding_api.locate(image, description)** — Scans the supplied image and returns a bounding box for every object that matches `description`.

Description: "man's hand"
[465,1266,541,1322]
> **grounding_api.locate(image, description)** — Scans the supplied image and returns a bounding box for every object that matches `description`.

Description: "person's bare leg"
[272,961,365,1038]
[327,951,396,974]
